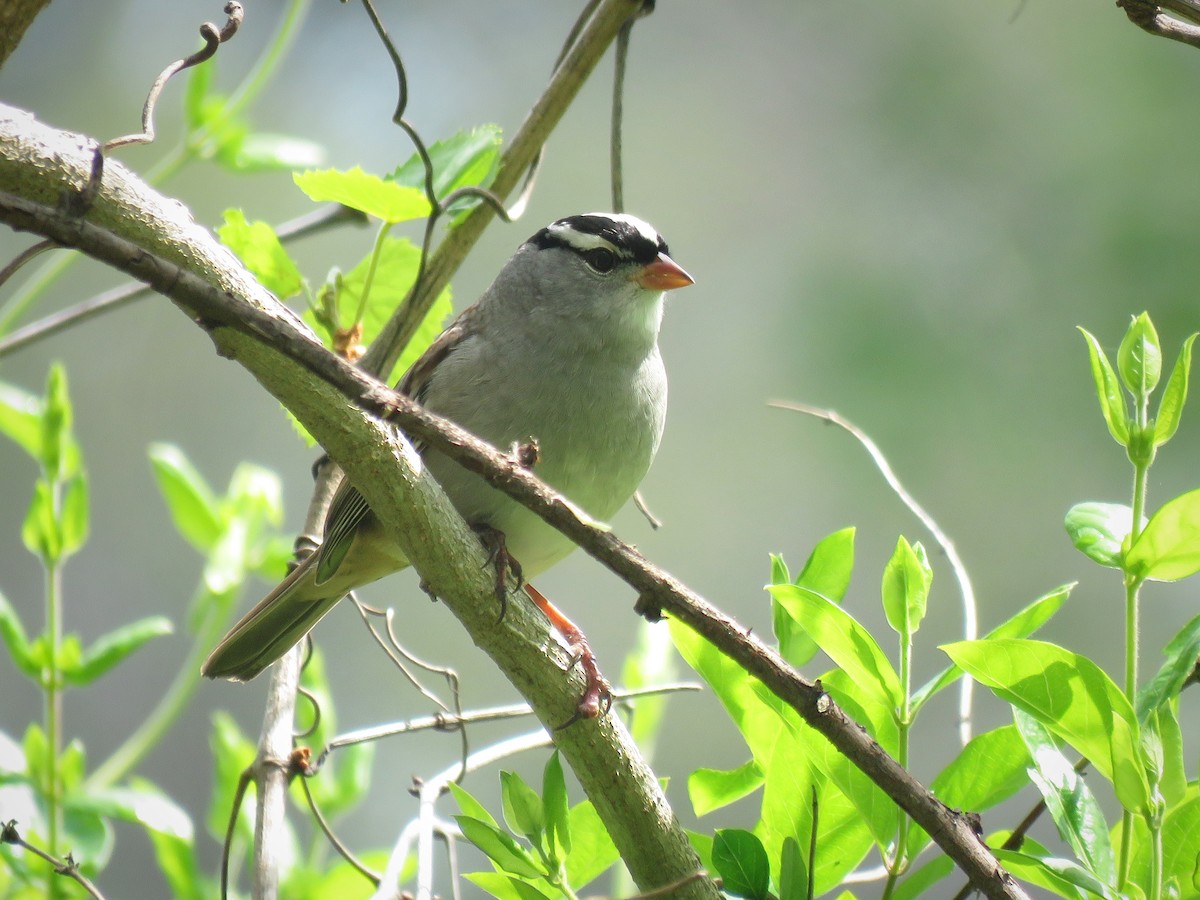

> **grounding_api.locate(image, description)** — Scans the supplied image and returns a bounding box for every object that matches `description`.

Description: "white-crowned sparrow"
[201,213,693,689]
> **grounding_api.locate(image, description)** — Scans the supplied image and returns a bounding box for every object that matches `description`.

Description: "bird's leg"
[524,583,611,724]
[471,523,523,622]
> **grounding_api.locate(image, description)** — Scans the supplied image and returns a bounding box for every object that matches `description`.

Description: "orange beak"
[634,253,694,291]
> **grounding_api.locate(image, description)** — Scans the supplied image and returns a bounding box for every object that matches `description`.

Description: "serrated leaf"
[217,210,304,299]
[542,751,570,859]
[688,759,764,816]
[768,583,900,710]
[1154,333,1196,447]
[1079,327,1130,444]
[942,639,1149,814]
[455,815,544,878]
[64,616,173,687]
[713,828,770,900]
[390,124,502,218]
[1118,312,1162,397]
[149,444,223,552]
[882,536,930,638]
[1065,502,1140,568]
[294,167,431,224]
[500,770,544,842]
[1126,488,1200,582]
[912,583,1072,711]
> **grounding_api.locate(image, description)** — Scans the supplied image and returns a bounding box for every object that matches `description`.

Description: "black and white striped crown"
[529,213,670,266]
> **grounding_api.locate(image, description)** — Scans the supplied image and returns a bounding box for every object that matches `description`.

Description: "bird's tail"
[201,552,344,682]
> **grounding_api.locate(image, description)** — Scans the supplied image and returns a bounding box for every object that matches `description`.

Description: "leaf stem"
[883,634,914,899]
[43,550,63,900]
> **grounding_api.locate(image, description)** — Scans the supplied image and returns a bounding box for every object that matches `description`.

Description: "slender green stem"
[1149,815,1162,900]
[43,553,63,900]
[353,221,394,327]
[882,634,913,899]
[1117,454,1150,890]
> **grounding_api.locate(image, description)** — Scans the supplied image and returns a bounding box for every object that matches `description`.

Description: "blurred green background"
[3,0,1200,895]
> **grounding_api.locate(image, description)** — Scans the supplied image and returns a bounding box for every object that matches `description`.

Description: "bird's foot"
[472,523,523,622]
[524,583,611,726]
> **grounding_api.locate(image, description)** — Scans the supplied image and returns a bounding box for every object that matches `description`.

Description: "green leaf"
[912,584,1072,711]
[500,770,544,842]
[1149,703,1186,806]
[1141,791,1200,892]
[463,872,554,900]
[21,478,59,563]
[1065,502,1140,569]
[217,210,304,299]
[389,124,502,219]
[0,381,43,460]
[293,166,431,223]
[772,527,855,667]
[994,849,1122,899]
[542,751,570,859]
[1118,312,1162,397]
[906,725,1031,859]
[1126,488,1200,582]
[688,759,764,817]
[216,132,324,172]
[64,616,173,687]
[41,363,72,480]
[941,639,1149,813]
[149,444,224,552]
[777,836,809,900]
[563,799,620,888]
[146,829,205,900]
[1015,710,1115,885]
[69,779,193,840]
[1137,613,1200,720]
[455,815,544,878]
[712,829,771,900]
[59,474,88,559]
[881,536,930,638]
[619,619,677,754]
[894,856,955,900]
[1153,333,1196,446]
[449,780,500,829]
[1079,326,1130,444]
[0,591,37,678]
[768,583,901,710]
[183,55,213,131]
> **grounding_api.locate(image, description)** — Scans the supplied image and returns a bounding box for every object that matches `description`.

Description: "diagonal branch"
[0,106,1028,900]
[0,105,715,899]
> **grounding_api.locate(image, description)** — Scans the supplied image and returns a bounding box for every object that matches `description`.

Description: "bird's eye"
[582,247,617,274]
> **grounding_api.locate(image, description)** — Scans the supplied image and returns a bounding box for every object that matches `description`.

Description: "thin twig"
[769,399,980,745]
[0,239,54,292]
[0,203,363,359]
[0,820,106,900]
[296,774,382,887]
[105,2,245,151]
[316,683,700,762]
